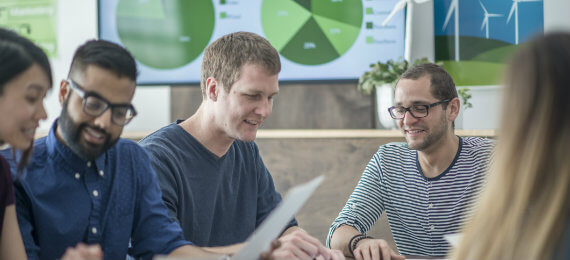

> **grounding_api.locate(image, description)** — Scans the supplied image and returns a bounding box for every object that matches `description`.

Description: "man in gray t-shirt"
[140,32,343,259]
[139,119,295,247]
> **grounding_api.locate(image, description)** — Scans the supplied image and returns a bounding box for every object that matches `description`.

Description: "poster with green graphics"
[99,0,405,85]
[434,0,543,86]
[0,0,58,57]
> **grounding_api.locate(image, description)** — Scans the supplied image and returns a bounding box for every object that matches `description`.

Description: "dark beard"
[407,113,448,151]
[58,99,118,161]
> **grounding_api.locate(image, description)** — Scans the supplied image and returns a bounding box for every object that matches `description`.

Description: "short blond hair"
[200,32,280,98]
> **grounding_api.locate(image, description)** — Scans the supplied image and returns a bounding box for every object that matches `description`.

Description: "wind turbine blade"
[518,0,541,2]
[479,1,488,14]
[481,17,487,31]
[442,0,456,30]
[413,0,431,4]
[382,0,407,26]
[507,2,516,23]
[488,13,503,17]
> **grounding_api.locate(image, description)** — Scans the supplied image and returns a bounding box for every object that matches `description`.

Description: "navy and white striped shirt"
[327,137,494,256]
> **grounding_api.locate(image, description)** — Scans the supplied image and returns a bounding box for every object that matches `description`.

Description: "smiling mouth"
[405,129,425,135]
[83,127,107,144]
[244,119,260,125]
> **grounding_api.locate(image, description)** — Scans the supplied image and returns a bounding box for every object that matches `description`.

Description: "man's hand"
[259,239,281,260]
[352,239,404,260]
[320,249,345,260]
[61,243,103,260]
[260,230,345,260]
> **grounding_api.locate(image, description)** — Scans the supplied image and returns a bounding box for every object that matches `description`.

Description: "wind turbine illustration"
[381,0,431,61]
[442,0,459,61]
[479,1,502,39]
[506,0,542,44]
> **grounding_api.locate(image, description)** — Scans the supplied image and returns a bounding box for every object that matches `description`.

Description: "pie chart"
[116,0,215,69]
[261,0,363,65]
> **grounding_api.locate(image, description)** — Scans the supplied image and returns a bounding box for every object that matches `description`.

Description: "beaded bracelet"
[349,234,374,256]
[347,234,364,257]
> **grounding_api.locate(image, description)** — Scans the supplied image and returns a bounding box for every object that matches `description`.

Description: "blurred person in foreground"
[451,32,570,260]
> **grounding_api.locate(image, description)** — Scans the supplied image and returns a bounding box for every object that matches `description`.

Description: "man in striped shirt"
[327,64,494,259]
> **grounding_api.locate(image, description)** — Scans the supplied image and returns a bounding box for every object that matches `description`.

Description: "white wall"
[44,0,569,131]
[40,0,170,133]
[544,0,570,31]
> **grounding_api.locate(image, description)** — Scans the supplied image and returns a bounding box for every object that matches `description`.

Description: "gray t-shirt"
[139,121,296,246]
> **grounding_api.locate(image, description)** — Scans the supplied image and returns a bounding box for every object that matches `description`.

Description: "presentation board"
[98,0,404,85]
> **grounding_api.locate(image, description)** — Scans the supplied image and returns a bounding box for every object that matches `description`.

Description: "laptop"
[155,175,325,260]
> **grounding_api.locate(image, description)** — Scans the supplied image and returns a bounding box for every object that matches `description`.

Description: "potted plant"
[357,57,472,129]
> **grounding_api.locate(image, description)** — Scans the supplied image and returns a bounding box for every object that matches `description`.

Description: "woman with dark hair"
[452,32,570,260]
[0,28,51,259]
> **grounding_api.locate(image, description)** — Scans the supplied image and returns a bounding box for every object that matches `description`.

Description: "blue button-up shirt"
[1,120,191,260]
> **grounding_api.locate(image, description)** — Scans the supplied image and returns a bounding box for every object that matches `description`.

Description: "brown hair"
[397,63,458,109]
[452,32,570,260]
[200,31,280,98]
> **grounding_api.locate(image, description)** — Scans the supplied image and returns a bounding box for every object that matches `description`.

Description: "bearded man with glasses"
[0,40,250,260]
[327,63,494,259]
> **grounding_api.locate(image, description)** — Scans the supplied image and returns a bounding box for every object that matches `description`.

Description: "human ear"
[58,80,70,106]
[205,77,219,101]
[448,97,460,122]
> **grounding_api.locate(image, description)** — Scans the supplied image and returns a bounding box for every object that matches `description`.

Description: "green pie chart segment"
[293,0,311,11]
[313,14,361,55]
[312,0,362,28]
[261,0,312,51]
[280,17,339,65]
[262,0,363,65]
[116,0,215,69]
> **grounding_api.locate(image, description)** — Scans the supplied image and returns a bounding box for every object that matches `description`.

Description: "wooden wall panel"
[170,85,203,122]
[170,83,374,129]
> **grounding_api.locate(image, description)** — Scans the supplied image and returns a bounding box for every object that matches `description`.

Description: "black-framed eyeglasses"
[388,99,450,119]
[66,79,137,126]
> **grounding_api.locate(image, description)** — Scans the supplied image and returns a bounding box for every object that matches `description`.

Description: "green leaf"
[457,88,473,110]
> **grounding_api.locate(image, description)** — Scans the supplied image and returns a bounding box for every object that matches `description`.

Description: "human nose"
[93,108,112,129]
[401,110,419,125]
[36,102,48,121]
[255,98,273,118]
